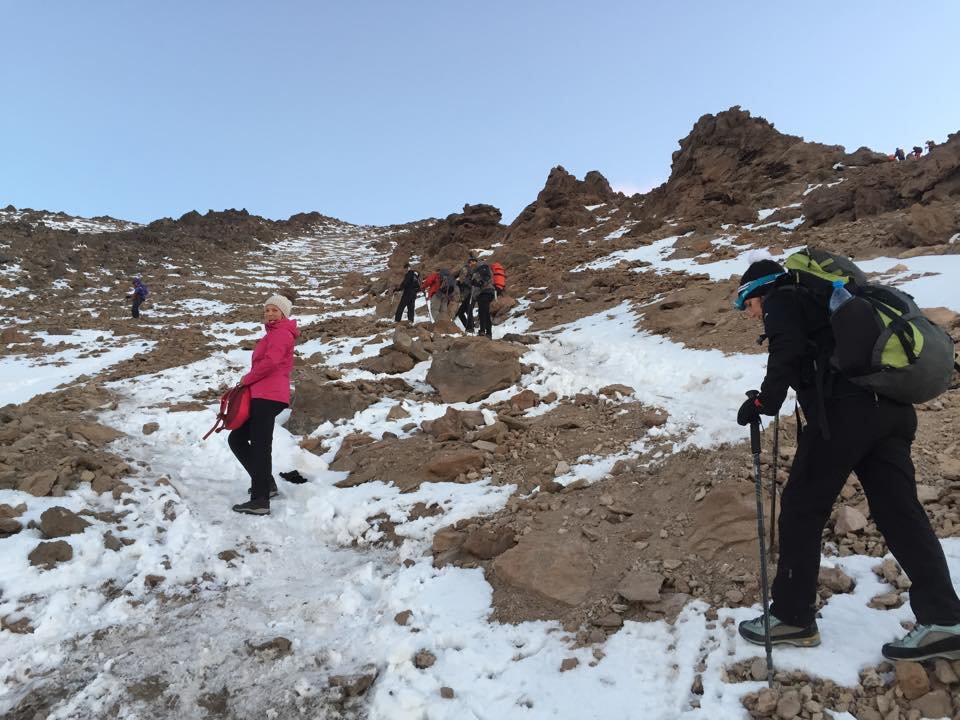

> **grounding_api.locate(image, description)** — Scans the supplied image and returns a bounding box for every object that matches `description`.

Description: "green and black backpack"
[781,247,956,404]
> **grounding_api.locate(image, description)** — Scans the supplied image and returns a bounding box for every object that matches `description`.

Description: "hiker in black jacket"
[393,263,420,323]
[734,259,960,661]
[455,257,478,333]
[470,262,496,338]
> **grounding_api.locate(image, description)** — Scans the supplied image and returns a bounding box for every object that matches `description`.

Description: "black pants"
[228,398,287,503]
[394,289,416,322]
[132,295,143,318]
[476,290,494,337]
[770,393,960,626]
[456,294,475,331]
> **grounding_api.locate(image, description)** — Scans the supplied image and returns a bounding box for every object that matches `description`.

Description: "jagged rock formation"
[388,203,505,269]
[638,106,846,227]
[507,166,618,237]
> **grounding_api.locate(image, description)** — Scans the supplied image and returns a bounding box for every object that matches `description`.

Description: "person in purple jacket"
[230,294,299,515]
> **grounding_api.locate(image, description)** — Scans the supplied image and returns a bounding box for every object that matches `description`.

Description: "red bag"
[490,262,506,291]
[202,385,251,440]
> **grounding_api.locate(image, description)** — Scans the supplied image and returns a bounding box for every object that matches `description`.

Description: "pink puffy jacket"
[240,318,299,403]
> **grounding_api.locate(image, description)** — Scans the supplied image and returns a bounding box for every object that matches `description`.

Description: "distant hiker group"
[892,140,937,161]
[392,253,506,339]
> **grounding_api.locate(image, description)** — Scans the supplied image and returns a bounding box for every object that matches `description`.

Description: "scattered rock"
[394,610,412,626]
[493,534,595,606]
[834,505,868,535]
[818,566,855,593]
[616,570,665,604]
[1,614,34,634]
[933,658,959,685]
[440,686,455,699]
[463,526,517,560]
[599,384,635,398]
[387,404,410,421]
[909,689,953,719]
[103,532,123,552]
[247,636,293,658]
[28,540,73,569]
[328,670,378,697]
[895,661,930,700]
[0,503,27,519]
[20,470,58,497]
[592,612,623,629]
[775,689,801,719]
[39,506,91,538]
[559,657,579,672]
[413,650,436,669]
[141,422,160,435]
[70,423,122,447]
[0,518,23,537]
[425,448,484,481]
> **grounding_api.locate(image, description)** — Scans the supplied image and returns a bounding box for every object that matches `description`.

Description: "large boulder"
[425,338,524,403]
[359,349,416,375]
[493,533,595,606]
[288,381,375,434]
[891,202,958,247]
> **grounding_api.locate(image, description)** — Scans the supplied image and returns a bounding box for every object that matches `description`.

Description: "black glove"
[737,395,762,426]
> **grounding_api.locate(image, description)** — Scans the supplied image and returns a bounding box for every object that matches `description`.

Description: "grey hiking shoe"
[738,614,821,647]
[232,499,270,516]
[881,623,960,661]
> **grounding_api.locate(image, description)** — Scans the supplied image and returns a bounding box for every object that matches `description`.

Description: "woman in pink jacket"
[230,294,299,515]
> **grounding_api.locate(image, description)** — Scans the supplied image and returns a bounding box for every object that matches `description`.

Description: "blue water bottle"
[828,279,853,314]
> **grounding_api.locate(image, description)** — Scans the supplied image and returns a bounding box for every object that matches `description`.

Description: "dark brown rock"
[463,526,517,559]
[28,540,73,569]
[39,506,91,538]
[426,338,525,403]
[425,449,484,481]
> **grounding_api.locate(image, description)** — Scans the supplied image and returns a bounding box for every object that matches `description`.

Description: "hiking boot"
[881,623,960,661]
[738,614,820,647]
[232,499,269,516]
[249,483,280,499]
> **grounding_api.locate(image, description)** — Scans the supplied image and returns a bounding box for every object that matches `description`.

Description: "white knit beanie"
[264,294,293,318]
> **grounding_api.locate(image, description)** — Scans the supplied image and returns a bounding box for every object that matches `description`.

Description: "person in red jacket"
[230,293,299,515]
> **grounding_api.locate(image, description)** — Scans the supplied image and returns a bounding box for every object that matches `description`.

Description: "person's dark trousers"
[394,289,416,322]
[132,294,143,318]
[228,398,287,503]
[456,294,475,331]
[477,290,494,337]
[770,393,960,627]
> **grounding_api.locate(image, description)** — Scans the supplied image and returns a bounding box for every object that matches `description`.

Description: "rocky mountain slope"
[1,107,958,720]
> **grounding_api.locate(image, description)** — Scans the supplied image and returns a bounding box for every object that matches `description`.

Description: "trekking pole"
[746,390,775,687]
[769,416,780,560]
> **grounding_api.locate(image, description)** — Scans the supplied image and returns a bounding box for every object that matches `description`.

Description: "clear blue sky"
[2,1,958,226]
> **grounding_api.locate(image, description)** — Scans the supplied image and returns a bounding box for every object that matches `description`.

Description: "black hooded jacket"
[758,281,869,420]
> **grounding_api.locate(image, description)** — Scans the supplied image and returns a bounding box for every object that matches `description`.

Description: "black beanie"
[736,259,785,307]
